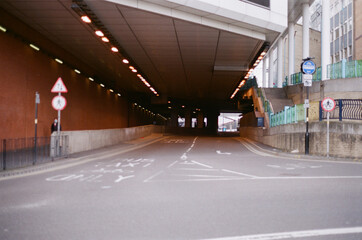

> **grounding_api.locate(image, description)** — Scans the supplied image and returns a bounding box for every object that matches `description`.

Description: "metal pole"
[57,92,61,157]
[305,86,309,155]
[34,92,39,165]
[326,111,330,158]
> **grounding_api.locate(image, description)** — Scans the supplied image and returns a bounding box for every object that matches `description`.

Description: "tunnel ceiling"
[0,0,277,114]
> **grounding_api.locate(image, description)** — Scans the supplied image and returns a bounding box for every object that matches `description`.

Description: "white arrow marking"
[216,150,231,155]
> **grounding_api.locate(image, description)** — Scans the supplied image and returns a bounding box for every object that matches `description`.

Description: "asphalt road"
[0,136,361,240]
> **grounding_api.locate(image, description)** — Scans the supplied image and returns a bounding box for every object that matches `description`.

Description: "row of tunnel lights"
[230,51,267,99]
[80,15,159,96]
[132,103,167,120]
[0,24,122,97]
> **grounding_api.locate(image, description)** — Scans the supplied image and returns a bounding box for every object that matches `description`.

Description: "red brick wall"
[0,29,132,139]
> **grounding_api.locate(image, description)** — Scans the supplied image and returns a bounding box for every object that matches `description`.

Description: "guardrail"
[269,99,361,128]
[269,104,306,127]
[284,59,362,86]
[0,136,68,171]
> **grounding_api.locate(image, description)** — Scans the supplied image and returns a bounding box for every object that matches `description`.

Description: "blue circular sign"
[302,60,316,75]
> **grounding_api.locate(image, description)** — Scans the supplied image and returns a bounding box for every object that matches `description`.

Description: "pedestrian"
[51,119,61,134]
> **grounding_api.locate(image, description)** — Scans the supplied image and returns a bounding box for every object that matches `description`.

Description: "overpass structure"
[0,0,361,159]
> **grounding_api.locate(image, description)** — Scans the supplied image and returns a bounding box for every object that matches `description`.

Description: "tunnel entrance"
[218,112,242,133]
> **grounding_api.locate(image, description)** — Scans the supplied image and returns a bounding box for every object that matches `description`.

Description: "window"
[334,13,339,28]
[335,38,339,53]
[335,28,339,39]
[241,0,270,8]
[348,3,352,18]
[330,17,333,31]
[348,31,352,46]
[330,42,333,56]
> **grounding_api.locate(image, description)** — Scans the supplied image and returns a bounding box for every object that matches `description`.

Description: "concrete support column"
[302,2,310,59]
[184,109,192,128]
[288,21,295,85]
[277,38,283,88]
[268,52,273,88]
[197,112,204,128]
[321,0,330,80]
[262,57,267,87]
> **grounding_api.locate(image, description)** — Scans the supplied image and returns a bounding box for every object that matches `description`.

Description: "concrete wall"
[240,121,362,159]
[285,77,362,105]
[57,125,164,155]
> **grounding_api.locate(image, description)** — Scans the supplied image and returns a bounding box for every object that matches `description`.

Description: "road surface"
[0,136,361,240]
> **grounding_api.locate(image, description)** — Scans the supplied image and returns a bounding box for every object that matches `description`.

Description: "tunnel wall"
[240,121,362,159]
[0,10,155,140]
[58,125,164,155]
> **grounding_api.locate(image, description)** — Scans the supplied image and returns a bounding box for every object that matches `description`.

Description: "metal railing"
[319,99,362,121]
[285,59,362,87]
[269,104,306,127]
[0,135,69,171]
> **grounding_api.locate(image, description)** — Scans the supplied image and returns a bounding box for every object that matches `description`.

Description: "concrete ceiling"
[0,0,295,113]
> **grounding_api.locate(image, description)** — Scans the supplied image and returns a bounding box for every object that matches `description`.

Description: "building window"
[348,3,352,18]
[334,13,339,28]
[330,17,333,31]
[348,31,352,46]
[335,38,339,53]
[330,42,333,56]
[242,0,270,8]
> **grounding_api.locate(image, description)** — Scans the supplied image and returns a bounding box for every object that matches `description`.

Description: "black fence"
[319,99,362,121]
[0,136,68,171]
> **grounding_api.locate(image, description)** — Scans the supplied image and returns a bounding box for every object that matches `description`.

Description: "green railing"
[269,104,306,127]
[285,59,361,87]
[328,59,362,79]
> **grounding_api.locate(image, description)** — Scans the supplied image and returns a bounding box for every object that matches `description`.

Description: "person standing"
[51,119,61,134]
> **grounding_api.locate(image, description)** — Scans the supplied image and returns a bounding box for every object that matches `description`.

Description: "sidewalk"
[239,137,362,163]
[0,133,166,181]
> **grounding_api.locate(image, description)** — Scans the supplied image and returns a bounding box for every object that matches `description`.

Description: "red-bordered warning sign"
[51,95,67,111]
[321,97,336,112]
[51,77,68,93]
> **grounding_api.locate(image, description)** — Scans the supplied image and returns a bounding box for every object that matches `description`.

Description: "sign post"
[34,92,40,165]
[51,77,68,157]
[321,97,336,158]
[301,58,316,155]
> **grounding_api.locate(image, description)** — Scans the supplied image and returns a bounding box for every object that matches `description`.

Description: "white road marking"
[267,165,281,168]
[216,150,231,155]
[222,169,258,178]
[191,161,213,169]
[143,163,152,168]
[114,175,134,183]
[239,138,362,165]
[143,171,163,183]
[202,226,362,240]
[167,161,178,168]
[175,168,219,171]
[101,186,112,189]
[180,153,188,160]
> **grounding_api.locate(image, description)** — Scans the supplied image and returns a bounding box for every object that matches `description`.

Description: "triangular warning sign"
[51,77,68,93]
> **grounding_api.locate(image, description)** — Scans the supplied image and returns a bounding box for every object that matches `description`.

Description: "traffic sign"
[321,97,336,112]
[301,60,316,75]
[303,74,313,87]
[52,95,67,111]
[51,77,68,93]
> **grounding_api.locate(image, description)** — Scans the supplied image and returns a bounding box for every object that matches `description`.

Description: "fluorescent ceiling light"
[55,58,63,64]
[0,25,6,32]
[29,44,40,51]
[122,59,129,64]
[74,69,81,74]
[101,37,109,42]
[88,77,94,81]
[95,30,104,37]
[111,47,118,52]
[100,83,105,87]
[81,16,91,23]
